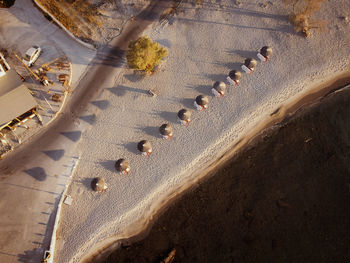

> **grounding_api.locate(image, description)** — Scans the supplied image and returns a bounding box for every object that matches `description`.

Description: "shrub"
[283,0,327,37]
[126,36,168,73]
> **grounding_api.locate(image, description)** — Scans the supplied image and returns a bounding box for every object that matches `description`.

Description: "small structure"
[177,109,191,126]
[159,123,173,139]
[257,46,272,62]
[115,158,130,175]
[227,70,242,85]
[137,140,152,156]
[194,95,209,110]
[241,58,257,73]
[0,69,42,144]
[211,81,226,97]
[91,177,108,193]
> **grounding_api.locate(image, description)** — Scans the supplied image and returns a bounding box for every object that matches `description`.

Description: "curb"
[46,158,79,263]
[32,0,96,50]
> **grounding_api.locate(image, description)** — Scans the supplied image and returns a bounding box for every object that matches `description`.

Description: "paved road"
[0,0,174,262]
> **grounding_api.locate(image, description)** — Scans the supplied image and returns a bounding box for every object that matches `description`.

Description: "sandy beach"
[85,77,350,262]
[49,0,350,262]
[101,83,350,263]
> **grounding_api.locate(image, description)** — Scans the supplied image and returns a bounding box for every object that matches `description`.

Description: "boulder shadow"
[24,167,47,181]
[156,39,171,48]
[124,72,146,82]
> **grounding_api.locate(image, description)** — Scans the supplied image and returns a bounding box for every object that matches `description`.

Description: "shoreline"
[55,1,350,261]
[85,71,350,263]
[102,78,350,263]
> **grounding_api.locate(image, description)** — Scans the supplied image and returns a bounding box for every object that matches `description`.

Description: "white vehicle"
[23,46,41,67]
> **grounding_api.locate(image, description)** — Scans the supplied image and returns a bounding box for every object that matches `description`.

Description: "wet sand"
[95,83,350,263]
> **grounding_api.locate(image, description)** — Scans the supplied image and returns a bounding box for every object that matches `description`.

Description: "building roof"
[0,69,23,97]
[0,85,38,128]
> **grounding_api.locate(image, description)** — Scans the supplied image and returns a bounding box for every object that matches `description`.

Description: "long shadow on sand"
[122,142,140,155]
[106,86,148,97]
[186,84,212,96]
[154,110,178,124]
[136,126,159,138]
[98,160,116,173]
[180,98,195,109]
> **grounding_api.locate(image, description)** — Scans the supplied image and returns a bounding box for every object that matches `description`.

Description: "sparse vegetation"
[37,0,102,43]
[126,36,168,73]
[283,0,328,37]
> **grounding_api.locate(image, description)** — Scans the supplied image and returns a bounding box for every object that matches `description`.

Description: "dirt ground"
[99,85,350,263]
[36,0,151,46]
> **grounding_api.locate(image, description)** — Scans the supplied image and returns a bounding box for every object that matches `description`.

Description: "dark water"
[99,86,350,263]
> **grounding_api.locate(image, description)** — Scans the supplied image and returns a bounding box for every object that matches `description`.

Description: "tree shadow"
[124,72,146,82]
[156,39,172,48]
[91,100,110,110]
[60,131,82,142]
[98,160,116,173]
[43,149,65,161]
[24,167,47,181]
[79,114,97,125]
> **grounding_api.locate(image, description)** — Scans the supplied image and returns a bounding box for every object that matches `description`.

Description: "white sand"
[55,1,350,262]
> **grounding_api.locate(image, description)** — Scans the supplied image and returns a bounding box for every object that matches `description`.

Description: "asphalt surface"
[0,1,174,262]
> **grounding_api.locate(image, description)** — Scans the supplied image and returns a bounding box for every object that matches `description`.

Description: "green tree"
[126,36,168,73]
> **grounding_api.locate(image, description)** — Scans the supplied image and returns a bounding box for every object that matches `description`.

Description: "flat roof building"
[0,68,40,132]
